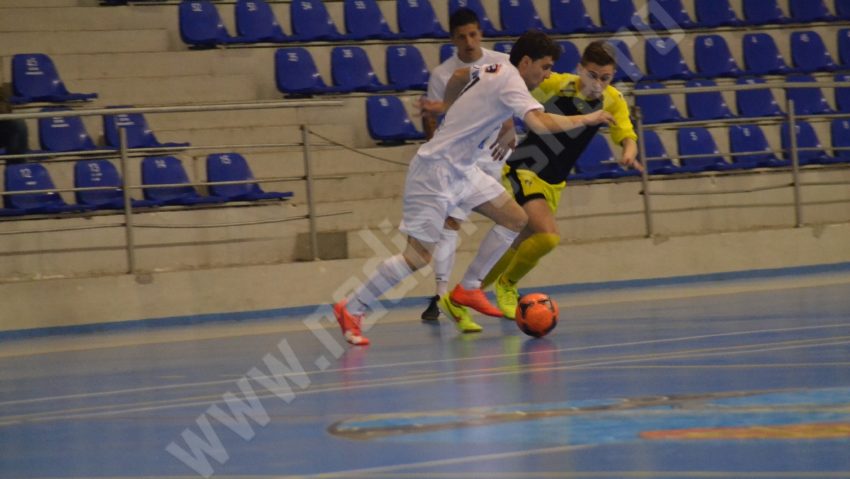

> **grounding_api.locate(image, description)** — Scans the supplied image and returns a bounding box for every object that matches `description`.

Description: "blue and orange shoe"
[449,284,503,318]
[333,299,370,346]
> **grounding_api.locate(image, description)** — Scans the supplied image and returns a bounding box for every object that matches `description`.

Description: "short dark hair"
[580,40,616,67]
[449,7,481,34]
[509,30,561,67]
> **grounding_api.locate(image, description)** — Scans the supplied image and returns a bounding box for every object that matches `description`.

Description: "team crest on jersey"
[485,64,502,74]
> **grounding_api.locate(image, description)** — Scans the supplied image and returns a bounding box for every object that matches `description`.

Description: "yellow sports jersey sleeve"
[603,85,638,145]
[531,72,572,104]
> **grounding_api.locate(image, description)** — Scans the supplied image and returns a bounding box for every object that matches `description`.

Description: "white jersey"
[426,49,511,172]
[416,63,543,171]
[426,48,509,102]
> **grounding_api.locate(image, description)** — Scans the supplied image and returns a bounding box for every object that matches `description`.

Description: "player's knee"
[535,233,561,254]
[403,246,431,271]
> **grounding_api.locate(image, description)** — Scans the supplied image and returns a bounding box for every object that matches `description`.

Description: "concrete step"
[0,5,175,32]
[73,73,259,106]
[0,29,170,56]
[0,0,81,6]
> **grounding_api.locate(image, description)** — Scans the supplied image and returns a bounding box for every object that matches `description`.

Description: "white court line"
[2,322,849,408]
[1,336,848,427]
[305,444,591,478]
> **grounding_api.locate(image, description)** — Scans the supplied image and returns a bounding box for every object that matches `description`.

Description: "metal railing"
[0,100,348,273]
[629,78,850,237]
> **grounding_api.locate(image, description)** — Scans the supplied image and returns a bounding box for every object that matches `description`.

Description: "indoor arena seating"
[74,159,161,210]
[1,0,850,297]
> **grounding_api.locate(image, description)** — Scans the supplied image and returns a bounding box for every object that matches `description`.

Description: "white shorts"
[399,155,505,244]
[447,154,509,221]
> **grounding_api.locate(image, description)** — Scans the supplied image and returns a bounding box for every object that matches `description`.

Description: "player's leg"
[494,198,560,318]
[449,190,527,317]
[422,216,461,321]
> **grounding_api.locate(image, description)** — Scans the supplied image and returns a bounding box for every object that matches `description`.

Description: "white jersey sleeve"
[416,63,542,170]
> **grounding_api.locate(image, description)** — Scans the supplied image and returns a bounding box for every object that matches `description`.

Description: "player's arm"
[418,98,443,139]
[490,118,516,162]
[619,138,642,172]
[442,67,472,112]
[522,108,614,135]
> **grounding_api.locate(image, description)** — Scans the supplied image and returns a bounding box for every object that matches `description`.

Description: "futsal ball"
[515,293,559,338]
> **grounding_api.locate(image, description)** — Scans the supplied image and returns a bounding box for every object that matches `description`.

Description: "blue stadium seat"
[727,124,788,169]
[366,96,426,144]
[440,44,457,63]
[836,73,850,112]
[345,0,397,40]
[74,159,160,210]
[274,48,342,97]
[838,0,850,20]
[386,45,429,91]
[103,108,190,149]
[607,39,644,82]
[694,0,742,27]
[685,79,734,121]
[499,0,549,35]
[450,0,502,36]
[785,75,833,116]
[331,46,387,92]
[599,0,650,31]
[396,0,447,39]
[742,0,789,25]
[553,41,581,74]
[142,156,227,206]
[788,0,836,22]
[735,77,784,118]
[38,108,98,153]
[179,0,242,47]
[694,34,742,78]
[206,153,294,201]
[790,31,838,73]
[493,42,513,55]
[648,0,697,30]
[550,0,599,34]
[9,53,98,105]
[235,0,289,43]
[4,163,94,214]
[781,122,831,164]
[638,130,675,174]
[633,82,683,124]
[677,127,727,171]
[290,0,346,41]
[742,33,795,75]
[572,135,637,180]
[645,37,694,81]
[831,119,850,162]
[839,28,850,67]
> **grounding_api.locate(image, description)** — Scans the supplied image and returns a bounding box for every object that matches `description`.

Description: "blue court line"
[2,261,849,342]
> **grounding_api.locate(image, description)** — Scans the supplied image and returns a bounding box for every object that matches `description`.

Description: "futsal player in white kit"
[418,7,513,321]
[333,30,614,345]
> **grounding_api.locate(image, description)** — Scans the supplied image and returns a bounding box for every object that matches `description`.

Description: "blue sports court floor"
[2,268,850,478]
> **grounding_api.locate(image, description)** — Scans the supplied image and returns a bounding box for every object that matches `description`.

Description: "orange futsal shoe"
[333,299,370,346]
[449,284,504,318]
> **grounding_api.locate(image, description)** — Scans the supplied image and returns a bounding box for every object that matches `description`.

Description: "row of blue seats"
[362,94,850,173]
[178,0,850,48]
[572,121,850,180]
[30,108,188,153]
[0,154,291,217]
[636,74,850,124]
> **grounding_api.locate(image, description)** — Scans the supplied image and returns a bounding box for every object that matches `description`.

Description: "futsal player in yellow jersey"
[484,40,644,319]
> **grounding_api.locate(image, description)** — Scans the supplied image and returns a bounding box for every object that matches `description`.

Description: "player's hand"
[582,110,615,127]
[620,151,644,172]
[418,97,444,118]
[489,126,517,162]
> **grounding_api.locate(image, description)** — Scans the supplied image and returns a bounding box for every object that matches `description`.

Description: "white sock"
[461,225,519,290]
[348,255,413,315]
[433,228,458,297]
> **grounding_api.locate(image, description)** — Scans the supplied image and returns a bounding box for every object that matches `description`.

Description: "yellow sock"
[481,247,517,289]
[502,233,560,285]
